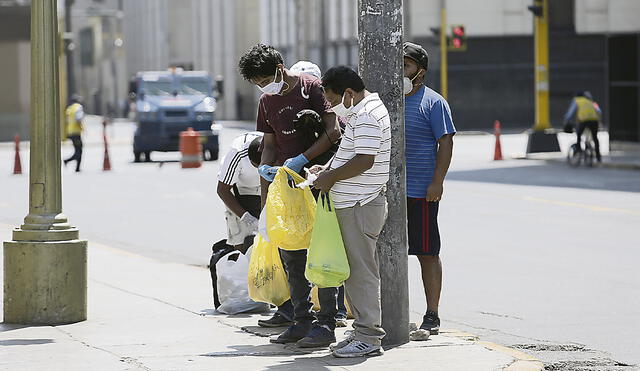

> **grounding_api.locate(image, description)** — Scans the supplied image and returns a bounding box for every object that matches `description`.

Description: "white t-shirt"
[217,132,262,196]
[329,93,391,209]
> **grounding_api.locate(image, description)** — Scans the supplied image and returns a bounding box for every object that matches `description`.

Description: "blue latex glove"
[283,154,309,174]
[258,164,278,182]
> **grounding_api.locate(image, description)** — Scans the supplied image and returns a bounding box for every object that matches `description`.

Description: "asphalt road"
[1,118,638,370]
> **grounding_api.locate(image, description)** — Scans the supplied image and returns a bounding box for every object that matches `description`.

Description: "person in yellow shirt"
[63,95,85,172]
[563,91,602,162]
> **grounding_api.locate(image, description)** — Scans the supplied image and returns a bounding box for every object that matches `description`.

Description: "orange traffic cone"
[13,134,22,174]
[493,120,503,161]
[102,120,111,171]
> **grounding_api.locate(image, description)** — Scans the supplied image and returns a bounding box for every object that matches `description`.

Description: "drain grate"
[512,343,588,352]
[545,359,633,371]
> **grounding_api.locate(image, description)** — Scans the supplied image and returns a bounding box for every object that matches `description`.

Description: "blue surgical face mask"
[258,68,285,95]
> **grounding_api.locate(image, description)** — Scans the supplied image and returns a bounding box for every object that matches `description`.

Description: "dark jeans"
[279,248,338,330]
[277,286,346,321]
[64,134,83,171]
[576,120,601,160]
[337,286,347,317]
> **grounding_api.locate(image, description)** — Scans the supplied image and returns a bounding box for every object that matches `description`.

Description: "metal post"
[358,0,409,346]
[533,0,550,131]
[65,0,76,99]
[3,0,87,325]
[440,2,448,100]
[526,0,560,153]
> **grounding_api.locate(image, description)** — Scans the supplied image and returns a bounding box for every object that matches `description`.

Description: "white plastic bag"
[216,249,269,314]
[258,207,270,242]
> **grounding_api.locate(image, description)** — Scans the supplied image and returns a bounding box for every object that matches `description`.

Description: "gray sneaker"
[332,340,383,358]
[329,331,355,351]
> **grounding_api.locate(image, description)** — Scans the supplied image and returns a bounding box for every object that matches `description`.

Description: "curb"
[542,157,640,171]
[513,153,640,171]
[443,330,544,371]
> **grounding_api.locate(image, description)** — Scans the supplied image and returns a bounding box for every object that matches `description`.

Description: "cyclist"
[563,91,602,162]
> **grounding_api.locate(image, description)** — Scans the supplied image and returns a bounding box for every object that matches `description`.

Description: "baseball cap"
[403,42,429,71]
[290,61,322,79]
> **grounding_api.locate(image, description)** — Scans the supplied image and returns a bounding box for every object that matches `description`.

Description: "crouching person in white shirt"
[311,66,391,358]
[216,132,264,251]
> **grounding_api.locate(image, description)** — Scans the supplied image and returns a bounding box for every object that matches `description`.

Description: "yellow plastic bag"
[266,166,317,251]
[247,234,290,306]
[305,193,350,288]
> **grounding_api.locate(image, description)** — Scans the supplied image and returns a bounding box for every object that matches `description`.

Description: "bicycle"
[567,123,595,167]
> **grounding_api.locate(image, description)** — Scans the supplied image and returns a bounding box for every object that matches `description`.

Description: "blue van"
[130,69,220,162]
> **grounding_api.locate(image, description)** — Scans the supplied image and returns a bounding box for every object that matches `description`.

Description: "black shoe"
[270,323,312,344]
[420,310,440,335]
[296,324,336,348]
[258,313,293,328]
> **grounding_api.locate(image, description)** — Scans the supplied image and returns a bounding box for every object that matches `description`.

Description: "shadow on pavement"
[448,163,640,193]
[0,338,54,346]
[265,354,368,371]
[0,323,39,333]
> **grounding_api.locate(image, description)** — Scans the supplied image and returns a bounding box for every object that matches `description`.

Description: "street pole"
[358,0,409,346]
[526,0,560,153]
[440,1,448,100]
[3,0,87,325]
[294,0,308,62]
[65,0,75,99]
[533,0,549,131]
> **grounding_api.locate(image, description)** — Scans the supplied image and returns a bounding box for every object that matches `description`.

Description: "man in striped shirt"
[312,66,391,358]
[403,42,456,335]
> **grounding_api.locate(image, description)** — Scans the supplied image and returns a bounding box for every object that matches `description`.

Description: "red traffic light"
[449,25,466,50]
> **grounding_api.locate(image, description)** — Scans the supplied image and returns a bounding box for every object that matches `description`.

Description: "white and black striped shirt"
[330,93,391,209]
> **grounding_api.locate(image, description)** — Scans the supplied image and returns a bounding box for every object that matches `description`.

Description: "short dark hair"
[248,136,262,165]
[321,66,365,96]
[238,44,284,81]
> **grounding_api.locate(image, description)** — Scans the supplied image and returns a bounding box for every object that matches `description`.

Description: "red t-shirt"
[256,73,332,165]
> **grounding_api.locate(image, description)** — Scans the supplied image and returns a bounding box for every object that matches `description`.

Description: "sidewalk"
[0,224,541,371]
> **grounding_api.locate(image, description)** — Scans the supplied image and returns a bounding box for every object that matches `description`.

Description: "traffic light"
[448,25,466,51]
[528,0,543,17]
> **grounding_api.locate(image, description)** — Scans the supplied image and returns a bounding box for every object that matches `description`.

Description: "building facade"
[2,0,639,145]
[0,1,31,141]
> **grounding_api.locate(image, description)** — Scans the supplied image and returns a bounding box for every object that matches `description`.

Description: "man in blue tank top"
[403,42,456,335]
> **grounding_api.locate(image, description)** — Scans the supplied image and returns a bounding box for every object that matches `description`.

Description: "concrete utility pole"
[3,0,87,325]
[358,0,409,346]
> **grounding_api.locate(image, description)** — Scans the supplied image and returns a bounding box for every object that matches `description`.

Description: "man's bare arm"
[260,133,278,208]
[302,112,340,161]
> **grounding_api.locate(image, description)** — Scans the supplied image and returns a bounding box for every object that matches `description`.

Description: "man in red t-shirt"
[239,44,341,348]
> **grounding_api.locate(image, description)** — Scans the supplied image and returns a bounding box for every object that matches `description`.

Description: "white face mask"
[332,93,354,118]
[258,68,285,95]
[403,69,423,95]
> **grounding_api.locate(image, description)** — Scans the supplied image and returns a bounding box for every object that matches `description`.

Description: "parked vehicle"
[129,68,220,162]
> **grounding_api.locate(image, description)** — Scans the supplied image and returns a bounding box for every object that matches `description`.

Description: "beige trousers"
[335,194,388,346]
